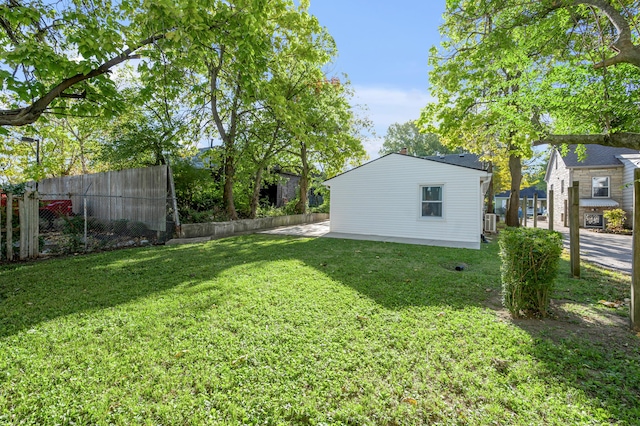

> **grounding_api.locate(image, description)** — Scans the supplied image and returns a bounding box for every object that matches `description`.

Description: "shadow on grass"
[0,234,500,339]
[485,257,640,422]
[2,233,639,422]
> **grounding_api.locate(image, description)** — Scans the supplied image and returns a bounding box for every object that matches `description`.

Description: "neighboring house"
[545,144,640,229]
[259,171,301,207]
[494,187,547,217]
[194,148,321,208]
[323,153,492,249]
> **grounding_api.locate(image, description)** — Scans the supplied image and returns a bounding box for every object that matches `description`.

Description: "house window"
[592,177,610,198]
[421,186,443,217]
[561,180,564,194]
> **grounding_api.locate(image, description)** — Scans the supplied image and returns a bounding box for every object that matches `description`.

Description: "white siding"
[325,154,488,249]
[618,155,640,223]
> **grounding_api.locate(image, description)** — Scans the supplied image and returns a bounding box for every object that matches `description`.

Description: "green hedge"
[498,227,563,318]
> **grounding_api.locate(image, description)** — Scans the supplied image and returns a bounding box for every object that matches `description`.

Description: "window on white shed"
[421,186,443,217]
[592,177,610,198]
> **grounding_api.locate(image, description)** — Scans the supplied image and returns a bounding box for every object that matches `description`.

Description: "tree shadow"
[2,233,639,422]
[0,234,498,339]
[484,259,640,423]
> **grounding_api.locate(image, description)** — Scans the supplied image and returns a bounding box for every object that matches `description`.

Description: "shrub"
[499,227,563,318]
[604,208,627,232]
[112,219,129,235]
[86,217,111,232]
[127,221,150,237]
[60,216,86,253]
[256,204,286,218]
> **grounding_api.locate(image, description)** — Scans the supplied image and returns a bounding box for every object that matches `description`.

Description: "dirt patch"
[483,291,639,355]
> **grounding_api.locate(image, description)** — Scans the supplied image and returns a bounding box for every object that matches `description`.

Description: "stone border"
[177,213,329,239]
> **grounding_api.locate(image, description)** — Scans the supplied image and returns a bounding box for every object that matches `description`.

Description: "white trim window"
[592,177,610,198]
[421,185,443,217]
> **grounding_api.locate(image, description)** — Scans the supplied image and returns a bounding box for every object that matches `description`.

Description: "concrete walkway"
[260,221,481,249]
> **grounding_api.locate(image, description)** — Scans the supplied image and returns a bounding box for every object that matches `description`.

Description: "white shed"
[323,153,492,249]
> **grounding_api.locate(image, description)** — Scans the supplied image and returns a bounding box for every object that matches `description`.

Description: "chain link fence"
[2,166,177,261]
[37,192,174,256]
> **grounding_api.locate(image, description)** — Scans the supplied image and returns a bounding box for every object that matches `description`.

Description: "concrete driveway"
[526,219,632,274]
[566,228,631,274]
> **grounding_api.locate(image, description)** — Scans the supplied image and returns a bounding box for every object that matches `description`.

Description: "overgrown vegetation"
[499,227,563,318]
[1,235,637,424]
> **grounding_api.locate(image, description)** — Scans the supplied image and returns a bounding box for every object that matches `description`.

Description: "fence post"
[533,193,538,228]
[19,191,39,260]
[631,169,640,331]
[30,191,39,258]
[6,193,13,261]
[84,196,88,252]
[569,181,580,278]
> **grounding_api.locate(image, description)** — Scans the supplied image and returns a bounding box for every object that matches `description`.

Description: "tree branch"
[568,0,640,68]
[534,132,640,150]
[0,33,165,127]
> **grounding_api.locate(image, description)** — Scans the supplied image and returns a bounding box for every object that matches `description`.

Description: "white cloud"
[352,85,434,159]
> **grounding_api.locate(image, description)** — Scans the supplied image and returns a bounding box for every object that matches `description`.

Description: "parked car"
[1,193,73,228]
[526,207,546,217]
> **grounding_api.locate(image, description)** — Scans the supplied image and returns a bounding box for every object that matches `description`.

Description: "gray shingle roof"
[495,187,546,199]
[561,144,640,167]
[424,153,488,171]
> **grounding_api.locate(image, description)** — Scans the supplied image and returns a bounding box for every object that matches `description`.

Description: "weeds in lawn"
[0,235,638,424]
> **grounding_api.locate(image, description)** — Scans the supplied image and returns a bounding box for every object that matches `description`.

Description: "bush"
[499,227,563,318]
[256,204,286,218]
[604,208,627,232]
[112,219,129,235]
[60,216,86,253]
[127,221,150,237]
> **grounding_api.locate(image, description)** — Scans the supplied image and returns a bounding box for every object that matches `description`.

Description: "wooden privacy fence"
[35,165,169,232]
[1,191,40,261]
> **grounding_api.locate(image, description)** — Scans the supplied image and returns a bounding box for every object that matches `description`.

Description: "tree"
[145,0,331,220]
[281,76,368,214]
[434,1,640,148]
[0,0,164,127]
[378,121,456,157]
[419,3,541,226]
[98,65,198,170]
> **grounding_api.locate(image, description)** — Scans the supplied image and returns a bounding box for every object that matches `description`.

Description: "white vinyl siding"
[325,154,489,249]
[617,155,640,228]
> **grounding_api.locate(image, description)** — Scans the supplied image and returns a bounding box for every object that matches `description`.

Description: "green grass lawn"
[1,234,638,425]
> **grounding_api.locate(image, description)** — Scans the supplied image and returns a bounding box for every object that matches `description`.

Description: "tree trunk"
[249,166,264,219]
[506,152,522,227]
[295,144,309,214]
[208,53,239,221]
[223,145,238,220]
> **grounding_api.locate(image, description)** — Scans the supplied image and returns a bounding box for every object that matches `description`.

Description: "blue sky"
[307,1,446,158]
